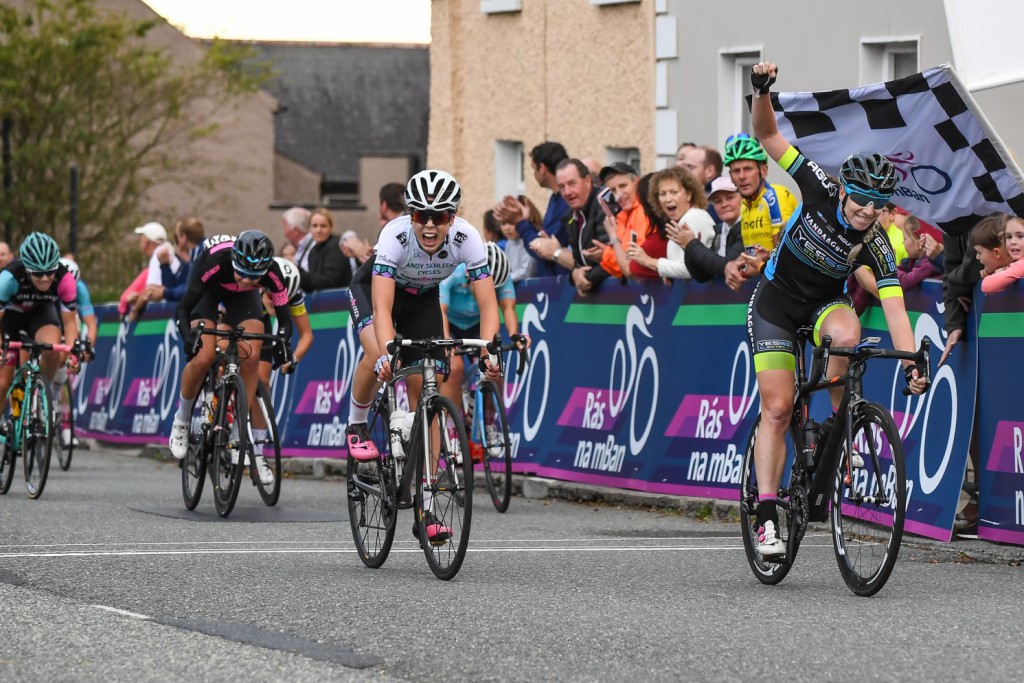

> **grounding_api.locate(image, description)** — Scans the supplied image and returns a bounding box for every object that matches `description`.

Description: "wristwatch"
[552,248,563,262]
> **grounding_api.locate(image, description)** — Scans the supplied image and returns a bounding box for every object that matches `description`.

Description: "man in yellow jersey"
[724,133,799,261]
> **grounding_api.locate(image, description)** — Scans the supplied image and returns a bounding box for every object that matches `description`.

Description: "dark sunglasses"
[27,268,59,278]
[234,265,268,280]
[411,209,454,226]
[844,186,892,210]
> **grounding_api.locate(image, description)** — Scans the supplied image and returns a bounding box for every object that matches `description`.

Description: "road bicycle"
[0,335,80,499]
[739,327,930,596]
[54,339,90,472]
[455,335,529,513]
[346,335,500,580]
[181,323,290,517]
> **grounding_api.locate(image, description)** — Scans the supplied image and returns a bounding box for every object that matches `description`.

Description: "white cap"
[708,177,738,198]
[340,229,359,242]
[134,221,167,243]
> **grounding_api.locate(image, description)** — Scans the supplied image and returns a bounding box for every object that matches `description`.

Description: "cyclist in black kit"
[747,61,928,556]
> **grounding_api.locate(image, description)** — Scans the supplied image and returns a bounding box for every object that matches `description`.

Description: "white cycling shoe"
[757,520,786,557]
[169,419,189,460]
[253,455,274,486]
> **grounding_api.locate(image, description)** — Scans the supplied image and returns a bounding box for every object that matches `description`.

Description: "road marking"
[90,604,152,620]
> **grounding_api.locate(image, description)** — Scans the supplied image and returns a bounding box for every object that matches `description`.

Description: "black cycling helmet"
[839,153,898,206]
[232,230,275,277]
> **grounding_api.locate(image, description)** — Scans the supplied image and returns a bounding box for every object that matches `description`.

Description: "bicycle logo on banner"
[608,294,659,456]
[508,292,550,442]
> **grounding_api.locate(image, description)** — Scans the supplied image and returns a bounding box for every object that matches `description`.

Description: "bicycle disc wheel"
[211,376,248,517]
[480,382,512,512]
[23,377,53,499]
[347,399,397,568]
[182,379,214,510]
[830,402,906,597]
[56,380,74,471]
[414,395,472,580]
[739,414,796,585]
[0,417,15,494]
[253,381,282,506]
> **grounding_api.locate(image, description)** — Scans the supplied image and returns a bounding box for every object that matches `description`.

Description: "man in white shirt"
[134,222,180,286]
[282,207,313,270]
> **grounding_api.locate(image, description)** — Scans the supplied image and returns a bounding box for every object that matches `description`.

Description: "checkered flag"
[757,64,1024,235]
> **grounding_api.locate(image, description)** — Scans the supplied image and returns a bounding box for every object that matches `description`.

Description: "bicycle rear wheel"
[830,402,906,597]
[182,378,214,510]
[479,382,512,512]
[0,417,15,494]
[253,381,282,506]
[347,399,398,568]
[739,414,797,585]
[23,377,54,499]
[211,376,248,517]
[56,380,74,471]
[414,395,472,580]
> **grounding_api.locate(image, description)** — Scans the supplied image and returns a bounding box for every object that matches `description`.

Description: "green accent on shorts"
[754,351,796,373]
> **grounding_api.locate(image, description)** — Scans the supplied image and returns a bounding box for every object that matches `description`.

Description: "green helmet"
[723,135,768,166]
[19,232,61,273]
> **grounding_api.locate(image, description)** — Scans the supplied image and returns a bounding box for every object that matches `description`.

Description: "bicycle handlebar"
[810,335,932,397]
[190,321,293,370]
[385,334,505,376]
[452,333,530,376]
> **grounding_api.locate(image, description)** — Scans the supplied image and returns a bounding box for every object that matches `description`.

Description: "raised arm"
[750,62,791,164]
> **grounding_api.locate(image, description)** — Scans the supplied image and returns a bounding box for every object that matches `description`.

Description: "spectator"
[580,157,603,186]
[681,176,746,287]
[482,210,506,246]
[626,174,668,280]
[123,221,179,320]
[625,166,715,281]
[379,182,407,227]
[849,214,943,314]
[676,144,724,223]
[530,158,611,295]
[298,208,352,292]
[724,133,798,262]
[499,196,540,283]
[280,242,296,261]
[495,141,572,277]
[879,204,909,264]
[674,142,697,168]
[282,206,313,269]
[980,213,1024,294]
[0,241,12,269]
[339,229,373,273]
[156,217,205,303]
[596,162,650,281]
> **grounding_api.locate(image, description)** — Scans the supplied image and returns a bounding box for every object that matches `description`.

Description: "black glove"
[903,364,928,390]
[272,336,295,373]
[751,67,776,95]
[185,328,203,360]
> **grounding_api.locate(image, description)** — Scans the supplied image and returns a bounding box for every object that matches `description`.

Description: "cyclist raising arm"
[168,231,293,486]
[747,61,927,557]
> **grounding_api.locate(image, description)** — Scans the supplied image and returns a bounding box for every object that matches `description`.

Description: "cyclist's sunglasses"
[844,185,892,210]
[234,264,268,280]
[411,209,454,226]
[27,267,59,278]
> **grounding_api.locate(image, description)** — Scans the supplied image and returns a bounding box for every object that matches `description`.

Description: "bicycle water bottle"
[389,410,414,459]
[802,418,820,470]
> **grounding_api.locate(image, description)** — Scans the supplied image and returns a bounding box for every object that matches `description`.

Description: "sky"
[141,0,431,44]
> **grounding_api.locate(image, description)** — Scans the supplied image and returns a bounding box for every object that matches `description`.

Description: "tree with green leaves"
[0,0,269,298]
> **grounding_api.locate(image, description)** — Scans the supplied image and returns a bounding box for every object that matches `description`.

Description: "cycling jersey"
[175,235,293,343]
[439,263,515,331]
[740,182,798,250]
[75,280,95,318]
[764,146,901,303]
[371,215,490,293]
[0,260,77,314]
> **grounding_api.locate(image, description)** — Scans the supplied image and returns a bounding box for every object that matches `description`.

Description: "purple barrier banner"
[977,281,1024,545]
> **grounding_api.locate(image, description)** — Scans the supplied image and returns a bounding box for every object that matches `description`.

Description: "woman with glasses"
[0,233,81,436]
[745,61,929,557]
[345,170,501,539]
[168,230,293,486]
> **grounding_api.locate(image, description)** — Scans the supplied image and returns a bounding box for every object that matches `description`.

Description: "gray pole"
[69,163,79,255]
[2,117,11,243]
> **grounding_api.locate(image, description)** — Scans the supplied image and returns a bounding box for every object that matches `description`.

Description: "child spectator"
[980,213,1024,294]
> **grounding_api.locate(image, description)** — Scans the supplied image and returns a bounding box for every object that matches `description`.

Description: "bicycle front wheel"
[211,376,248,517]
[347,399,397,568]
[479,382,512,512]
[0,417,15,494]
[413,395,472,580]
[56,380,74,471]
[23,377,54,499]
[253,381,282,506]
[182,379,214,510]
[739,414,797,585]
[830,402,906,597]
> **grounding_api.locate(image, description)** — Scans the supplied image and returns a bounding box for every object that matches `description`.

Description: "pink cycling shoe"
[346,423,380,461]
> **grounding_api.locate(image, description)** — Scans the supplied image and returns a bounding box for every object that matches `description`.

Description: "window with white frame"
[861,38,919,84]
[494,140,525,200]
[718,48,761,146]
[605,147,642,175]
[481,0,521,13]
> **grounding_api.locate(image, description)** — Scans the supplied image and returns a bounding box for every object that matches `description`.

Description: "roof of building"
[248,42,430,184]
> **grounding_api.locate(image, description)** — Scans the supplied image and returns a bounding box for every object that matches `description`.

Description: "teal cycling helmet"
[723,134,768,166]
[20,232,61,273]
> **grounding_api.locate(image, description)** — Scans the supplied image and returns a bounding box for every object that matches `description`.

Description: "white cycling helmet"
[273,256,302,301]
[59,257,80,282]
[404,169,462,213]
[485,242,510,287]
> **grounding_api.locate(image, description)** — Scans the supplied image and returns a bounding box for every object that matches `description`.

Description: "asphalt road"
[1,446,1022,682]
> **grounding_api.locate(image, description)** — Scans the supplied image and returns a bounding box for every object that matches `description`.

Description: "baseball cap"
[134,222,168,243]
[340,230,359,242]
[708,177,738,198]
[599,162,638,183]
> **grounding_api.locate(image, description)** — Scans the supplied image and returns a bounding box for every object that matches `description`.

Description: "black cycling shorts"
[2,306,63,339]
[747,279,852,373]
[189,288,264,329]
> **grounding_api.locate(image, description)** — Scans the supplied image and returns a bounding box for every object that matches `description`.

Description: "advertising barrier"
[74,277,995,543]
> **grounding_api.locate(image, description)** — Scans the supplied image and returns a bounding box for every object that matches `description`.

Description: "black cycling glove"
[751,67,776,95]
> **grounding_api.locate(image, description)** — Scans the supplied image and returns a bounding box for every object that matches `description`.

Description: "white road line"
[90,605,152,620]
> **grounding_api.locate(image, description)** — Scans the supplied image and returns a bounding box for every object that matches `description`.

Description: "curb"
[125,444,1024,565]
